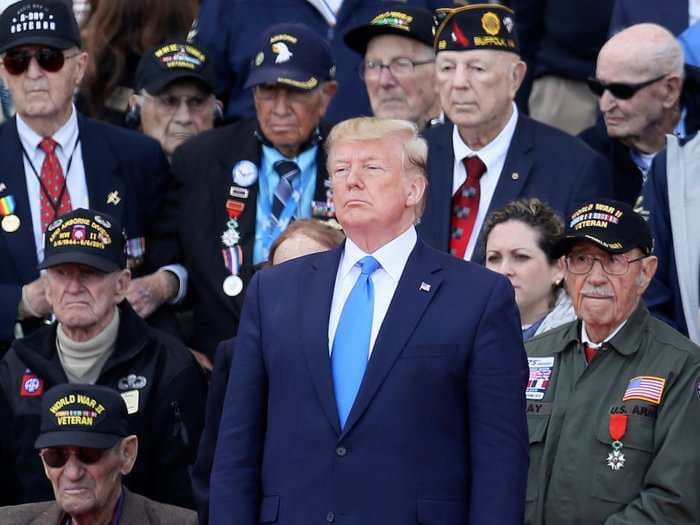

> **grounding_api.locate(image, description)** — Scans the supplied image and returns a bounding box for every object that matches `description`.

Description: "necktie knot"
[464,155,486,182]
[39,137,57,155]
[583,343,600,364]
[273,159,300,182]
[358,256,380,276]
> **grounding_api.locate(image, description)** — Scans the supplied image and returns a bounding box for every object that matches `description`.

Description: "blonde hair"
[325,117,429,218]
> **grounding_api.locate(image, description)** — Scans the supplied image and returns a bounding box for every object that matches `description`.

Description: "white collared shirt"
[328,226,417,356]
[581,320,627,349]
[452,102,519,260]
[17,106,88,263]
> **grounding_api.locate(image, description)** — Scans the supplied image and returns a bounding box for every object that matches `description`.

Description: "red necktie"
[39,137,72,231]
[450,155,486,258]
[583,344,599,364]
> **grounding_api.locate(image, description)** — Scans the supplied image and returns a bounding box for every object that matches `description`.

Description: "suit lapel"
[1,119,39,282]
[79,116,125,218]
[300,246,344,434]
[341,240,444,436]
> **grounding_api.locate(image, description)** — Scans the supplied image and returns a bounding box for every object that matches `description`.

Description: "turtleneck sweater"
[56,308,120,384]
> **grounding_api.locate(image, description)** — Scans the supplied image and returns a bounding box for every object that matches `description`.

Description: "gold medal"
[1,214,20,233]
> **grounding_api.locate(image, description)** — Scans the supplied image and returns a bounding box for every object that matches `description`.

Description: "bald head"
[600,23,684,79]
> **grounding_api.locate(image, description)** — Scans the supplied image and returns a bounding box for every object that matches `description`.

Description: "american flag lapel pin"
[419,282,431,293]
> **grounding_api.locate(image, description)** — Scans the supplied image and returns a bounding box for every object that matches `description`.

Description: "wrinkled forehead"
[329,135,404,162]
[437,48,516,64]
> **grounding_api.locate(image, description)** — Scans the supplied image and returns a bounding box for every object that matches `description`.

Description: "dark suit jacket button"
[335,446,347,457]
[326,511,335,522]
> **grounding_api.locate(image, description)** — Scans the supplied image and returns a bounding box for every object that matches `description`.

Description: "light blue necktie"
[332,256,380,428]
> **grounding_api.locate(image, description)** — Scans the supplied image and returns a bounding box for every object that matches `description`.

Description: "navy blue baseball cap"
[0,0,82,54]
[244,23,335,92]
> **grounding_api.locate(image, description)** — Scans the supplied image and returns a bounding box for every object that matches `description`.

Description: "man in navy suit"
[210,116,529,524]
[0,0,183,350]
[418,5,614,264]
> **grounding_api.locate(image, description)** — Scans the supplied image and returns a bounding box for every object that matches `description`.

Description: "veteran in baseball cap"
[39,208,125,273]
[135,40,215,95]
[0,0,81,53]
[344,6,435,55]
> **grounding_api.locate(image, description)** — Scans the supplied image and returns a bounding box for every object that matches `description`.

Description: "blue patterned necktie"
[271,160,300,222]
[332,256,381,428]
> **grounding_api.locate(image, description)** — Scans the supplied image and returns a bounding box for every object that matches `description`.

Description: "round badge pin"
[1,214,20,233]
[223,275,243,297]
[232,160,258,187]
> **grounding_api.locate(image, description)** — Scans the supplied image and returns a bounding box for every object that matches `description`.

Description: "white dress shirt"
[451,102,519,260]
[328,226,417,356]
[17,107,88,263]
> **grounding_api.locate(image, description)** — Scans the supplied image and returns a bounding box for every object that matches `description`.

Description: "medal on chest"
[606,413,628,470]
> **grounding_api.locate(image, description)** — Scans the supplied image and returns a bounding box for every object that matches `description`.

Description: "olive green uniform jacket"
[525,305,700,524]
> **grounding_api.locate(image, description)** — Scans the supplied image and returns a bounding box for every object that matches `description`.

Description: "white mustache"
[581,286,613,297]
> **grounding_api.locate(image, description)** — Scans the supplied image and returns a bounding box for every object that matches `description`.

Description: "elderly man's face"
[45,264,130,340]
[138,80,216,157]
[0,45,87,122]
[595,50,669,147]
[565,242,657,340]
[254,82,336,158]
[363,35,437,127]
[42,438,137,520]
[436,49,523,135]
[329,133,425,248]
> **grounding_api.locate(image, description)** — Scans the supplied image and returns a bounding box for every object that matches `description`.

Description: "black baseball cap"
[135,40,216,95]
[35,384,130,449]
[344,6,436,56]
[39,208,126,273]
[434,4,519,54]
[556,199,653,257]
[0,0,81,54]
[244,22,335,92]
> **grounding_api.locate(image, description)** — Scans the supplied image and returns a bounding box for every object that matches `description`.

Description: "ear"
[128,93,140,111]
[317,81,338,117]
[118,435,138,475]
[636,255,658,293]
[43,272,55,309]
[661,74,683,109]
[73,51,89,86]
[405,172,427,208]
[509,59,527,98]
[114,269,131,303]
[552,257,565,286]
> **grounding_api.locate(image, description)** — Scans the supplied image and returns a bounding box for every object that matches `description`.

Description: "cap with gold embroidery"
[35,384,129,449]
[244,23,335,92]
[434,4,518,54]
[39,208,125,273]
[135,40,215,95]
[344,6,435,56]
[556,199,653,257]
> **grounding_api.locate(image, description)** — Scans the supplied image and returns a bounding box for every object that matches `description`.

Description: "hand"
[126,271,178,319]
[19,276,52,319]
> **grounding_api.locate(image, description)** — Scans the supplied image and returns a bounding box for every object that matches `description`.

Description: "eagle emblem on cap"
[272,42,293,64]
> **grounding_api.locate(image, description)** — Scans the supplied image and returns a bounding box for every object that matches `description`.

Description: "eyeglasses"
[586,74,667,100]
[565,252,648,275]
[361,57,435,80]
[2,46,79,76]
[39,446,107,468]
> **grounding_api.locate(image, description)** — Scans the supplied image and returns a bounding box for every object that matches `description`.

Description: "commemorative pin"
[232,160,258,187]
[2,214,20,233]
[0,195,19,232]
[223,274,243,297]
[229,186,249,199]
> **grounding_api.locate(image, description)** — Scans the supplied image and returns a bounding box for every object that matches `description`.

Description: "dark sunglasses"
[40,446,107,468]
[2,46,77,75]
[586,74,667,100]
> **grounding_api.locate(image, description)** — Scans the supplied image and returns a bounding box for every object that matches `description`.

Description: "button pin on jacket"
[419,282,431,293]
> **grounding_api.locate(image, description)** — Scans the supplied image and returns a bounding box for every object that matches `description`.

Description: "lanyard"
[19,135,81,220]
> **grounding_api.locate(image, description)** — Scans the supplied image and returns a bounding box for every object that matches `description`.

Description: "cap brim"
[38,252,120,273]
[0,36,78,54]
[142,71,214,95]
[344,25,431,56]
[35,430,121,450]
[554,234,629,258]
[244,66,319,91]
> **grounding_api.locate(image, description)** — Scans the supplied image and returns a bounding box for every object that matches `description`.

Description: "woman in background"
[80,0,198,124]
[483,198,575,340]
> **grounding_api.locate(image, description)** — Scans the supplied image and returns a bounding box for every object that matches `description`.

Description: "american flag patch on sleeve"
[622,375,666,405]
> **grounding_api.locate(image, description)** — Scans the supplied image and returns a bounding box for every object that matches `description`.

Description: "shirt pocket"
[592,416,654,503]
[526,414,551,503]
